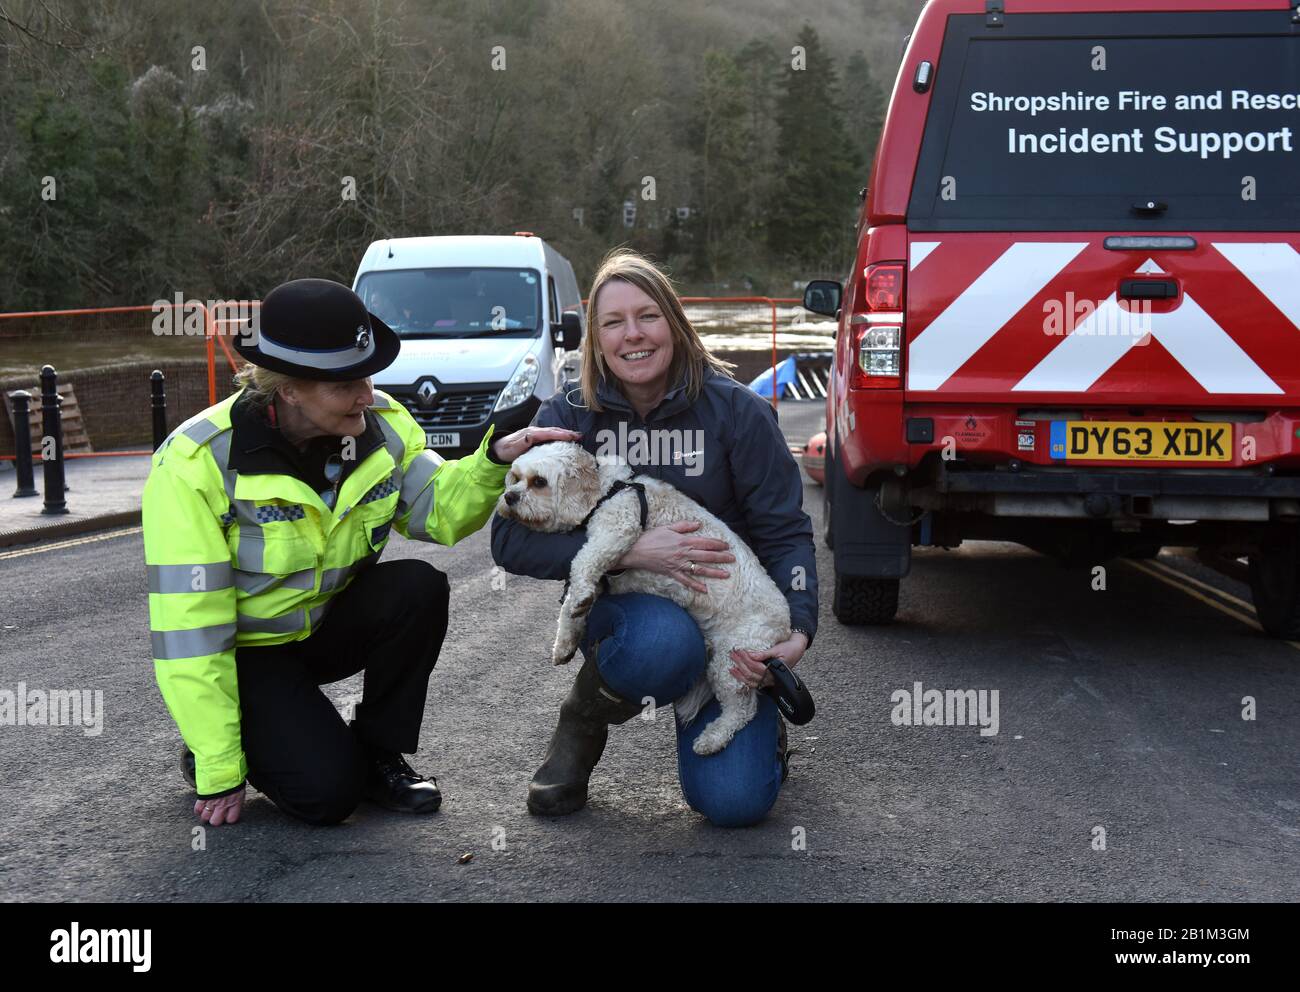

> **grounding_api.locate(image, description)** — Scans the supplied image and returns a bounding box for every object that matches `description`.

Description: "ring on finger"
[688,561,697,575]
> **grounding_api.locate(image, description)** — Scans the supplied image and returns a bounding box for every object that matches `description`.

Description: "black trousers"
[235,558,450,825]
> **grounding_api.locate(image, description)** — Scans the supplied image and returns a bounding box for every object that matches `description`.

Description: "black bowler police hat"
[234,278,400,381]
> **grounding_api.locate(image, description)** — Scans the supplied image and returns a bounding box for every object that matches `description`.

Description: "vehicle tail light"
[850,262,905,389]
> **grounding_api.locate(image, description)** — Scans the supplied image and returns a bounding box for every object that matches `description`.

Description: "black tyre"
[832,572,899,625]
[1249,534,1300,639]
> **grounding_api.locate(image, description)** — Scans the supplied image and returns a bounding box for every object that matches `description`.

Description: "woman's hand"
[491,426,582,464]
[194,786,245,826]
[617,520,735,593]
[729,631,809,689]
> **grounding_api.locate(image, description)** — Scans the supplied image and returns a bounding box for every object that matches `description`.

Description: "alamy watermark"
[50,924,150,972]
[0,682,104,736]
[890,681,999,737]
[594,424,706,477]
[151,293,260,341]
[1043,293,1153,341]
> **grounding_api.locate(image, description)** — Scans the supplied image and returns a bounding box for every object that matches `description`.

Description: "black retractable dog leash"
[762,657,816,725]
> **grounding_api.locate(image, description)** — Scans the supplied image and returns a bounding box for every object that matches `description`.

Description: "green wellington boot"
[527,652,643,816]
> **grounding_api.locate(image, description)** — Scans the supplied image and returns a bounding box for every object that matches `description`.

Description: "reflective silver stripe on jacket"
[148,562,235,594]
[210,430,271,572]
[151,623,237,660]
[233,567,316,596]
[308,602,330,630]
[376,415,406,466]
[403,451,443,539]
[377,414,435,534]
[232,526,267,572]
[235,610,305,635]
[318,553,380,595]
[376,418,408,507]
[182,417,224,447]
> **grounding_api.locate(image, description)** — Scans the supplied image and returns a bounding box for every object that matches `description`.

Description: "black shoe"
[364,750,442,814]
[527,652,643,817]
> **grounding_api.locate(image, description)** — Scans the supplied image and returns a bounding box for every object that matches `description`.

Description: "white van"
[352,233,584,456]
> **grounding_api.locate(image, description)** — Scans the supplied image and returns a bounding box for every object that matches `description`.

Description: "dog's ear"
[556,444,602,524]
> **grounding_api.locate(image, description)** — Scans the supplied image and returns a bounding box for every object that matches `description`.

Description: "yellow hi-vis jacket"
[142,388,509,796]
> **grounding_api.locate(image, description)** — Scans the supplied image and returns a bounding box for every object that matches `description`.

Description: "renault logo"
[416,381,438,408]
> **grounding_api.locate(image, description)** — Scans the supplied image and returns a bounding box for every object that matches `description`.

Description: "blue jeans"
[580,593,784,828]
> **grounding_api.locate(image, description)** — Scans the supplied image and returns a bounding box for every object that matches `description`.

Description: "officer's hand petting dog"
[491,425,583,463]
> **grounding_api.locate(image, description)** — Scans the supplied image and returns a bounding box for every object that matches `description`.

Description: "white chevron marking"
[907,242,1088,391]
[1214,242,1300,331]
[1012,294,1140,393]
[1014,292,1281,394]
[1152,293,1282,395]
[909,241,941,271]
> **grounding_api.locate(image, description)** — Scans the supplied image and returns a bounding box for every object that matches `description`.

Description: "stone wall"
[0,360,223,455]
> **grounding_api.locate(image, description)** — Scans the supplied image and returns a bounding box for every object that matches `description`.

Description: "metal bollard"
[39,364,68,515]
[10,390,38,498]
[151,370,168,451]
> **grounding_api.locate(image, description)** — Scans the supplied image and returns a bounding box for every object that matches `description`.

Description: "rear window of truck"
[907,9,1300,231]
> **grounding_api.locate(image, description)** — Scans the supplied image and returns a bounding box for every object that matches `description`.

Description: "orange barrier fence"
[209,300,256,400]
[0,302,242,459]
[0,301,240,408]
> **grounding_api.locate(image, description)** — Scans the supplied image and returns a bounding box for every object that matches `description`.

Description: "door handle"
[1119,279,1178,300]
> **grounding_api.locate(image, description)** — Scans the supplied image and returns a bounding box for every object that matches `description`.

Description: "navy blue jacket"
[490,369,819,646]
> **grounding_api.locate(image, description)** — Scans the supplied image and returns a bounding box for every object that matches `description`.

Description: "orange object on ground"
[802,431,826,484]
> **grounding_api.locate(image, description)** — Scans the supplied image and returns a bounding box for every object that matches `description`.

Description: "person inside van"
[366,285,418,331]
[491,248,818,827]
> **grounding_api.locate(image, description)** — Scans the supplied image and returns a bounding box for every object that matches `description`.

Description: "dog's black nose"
[504,491,520,507]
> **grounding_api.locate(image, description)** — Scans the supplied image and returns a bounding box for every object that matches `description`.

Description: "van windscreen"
[356,267,542,338]
[907,10,1300,231]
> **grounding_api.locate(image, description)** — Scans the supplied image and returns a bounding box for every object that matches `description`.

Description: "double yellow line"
[1126,554,1300,650]
[0,526,141,561]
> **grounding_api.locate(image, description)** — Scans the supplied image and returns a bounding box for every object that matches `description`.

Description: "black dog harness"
[559,479,649,604]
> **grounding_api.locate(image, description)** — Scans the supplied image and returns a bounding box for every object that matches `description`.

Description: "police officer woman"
[143,279,577,827]
[491,250,818,827]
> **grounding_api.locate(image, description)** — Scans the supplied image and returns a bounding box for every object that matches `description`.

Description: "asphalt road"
[1,401,1297,902]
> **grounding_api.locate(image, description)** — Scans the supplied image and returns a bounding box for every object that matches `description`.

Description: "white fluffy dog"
[496,442,791,755]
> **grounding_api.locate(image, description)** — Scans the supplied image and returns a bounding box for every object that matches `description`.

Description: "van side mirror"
[803,280,842,318]
[555,310,582,351]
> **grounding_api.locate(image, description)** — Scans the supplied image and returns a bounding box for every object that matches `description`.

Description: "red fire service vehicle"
[803,0,1300,633]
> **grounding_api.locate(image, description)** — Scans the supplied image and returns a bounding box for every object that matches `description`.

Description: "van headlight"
[494,353,540,412]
